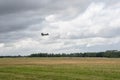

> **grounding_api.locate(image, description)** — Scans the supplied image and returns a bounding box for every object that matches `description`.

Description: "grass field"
[0,57,120,80]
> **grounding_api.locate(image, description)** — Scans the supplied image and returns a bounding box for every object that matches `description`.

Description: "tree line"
[0,50,120,58]
[29,50,120,58]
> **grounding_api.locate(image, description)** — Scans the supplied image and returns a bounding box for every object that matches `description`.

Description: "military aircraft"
[41,33,49,36]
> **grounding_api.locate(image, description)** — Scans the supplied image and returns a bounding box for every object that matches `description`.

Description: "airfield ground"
[0,57,120,80]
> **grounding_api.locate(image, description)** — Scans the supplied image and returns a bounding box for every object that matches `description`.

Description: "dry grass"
[0,57,120,65]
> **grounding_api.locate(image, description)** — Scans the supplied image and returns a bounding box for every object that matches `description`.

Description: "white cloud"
[45,15,57,22]
[0,43,4,48]
[45,2,120,39]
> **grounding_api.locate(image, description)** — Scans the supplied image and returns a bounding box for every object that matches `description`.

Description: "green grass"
[0,57,120,80]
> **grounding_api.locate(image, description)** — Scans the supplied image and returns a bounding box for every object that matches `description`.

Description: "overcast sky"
[0,0,120,55]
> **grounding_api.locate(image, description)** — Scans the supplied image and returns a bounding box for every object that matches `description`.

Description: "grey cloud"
[0,0,118,15]
[0,0,71,15]
[0,0,53,15]
[0,12,44,33]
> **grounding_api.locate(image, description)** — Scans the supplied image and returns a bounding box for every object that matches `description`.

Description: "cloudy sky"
[0,0,120,55]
